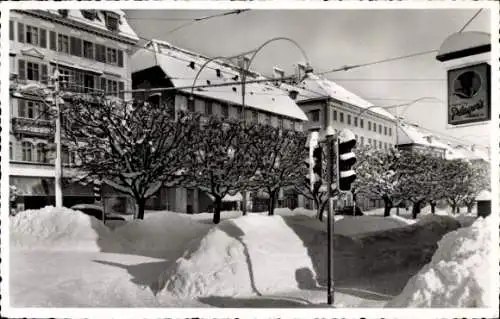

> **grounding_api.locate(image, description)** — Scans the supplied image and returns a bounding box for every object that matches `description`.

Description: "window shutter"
[119,81,124,99]
[40,29,47,48]
[41,64,48,84]
[117,50,124,67]
[18,100,26,117]
[49,31,56,50]
[18,60,26,80]
[18,23,24,43]
[95,44,105,62]
[70,37,82,57]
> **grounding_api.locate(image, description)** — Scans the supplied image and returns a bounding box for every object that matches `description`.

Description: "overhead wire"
[458,9,483,33]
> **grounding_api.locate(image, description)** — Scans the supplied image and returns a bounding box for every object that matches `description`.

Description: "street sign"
[447,63,491,125]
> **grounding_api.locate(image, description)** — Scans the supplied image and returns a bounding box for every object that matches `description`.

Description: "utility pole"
[52,68,63,208]
[238,56,250,216]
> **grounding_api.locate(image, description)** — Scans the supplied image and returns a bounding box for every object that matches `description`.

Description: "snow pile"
[334,215,415,237]
[10,206,123,252]
[157,214,316,298]
[387,216,492,307]
[113,211,211,258]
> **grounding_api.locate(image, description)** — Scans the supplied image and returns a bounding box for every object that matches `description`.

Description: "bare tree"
[62,95,200,219]
[252,126,307,215]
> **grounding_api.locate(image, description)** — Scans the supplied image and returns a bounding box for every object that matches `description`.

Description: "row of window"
[10,20,124,67]
[186,97,303,131]
[16,59,125,97]
[17,100,50,120]
[308,109,393,136]
[355,134,394,151]
[10,141,75,164]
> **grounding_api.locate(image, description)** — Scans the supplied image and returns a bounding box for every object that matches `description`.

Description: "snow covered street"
[7,206,494,310]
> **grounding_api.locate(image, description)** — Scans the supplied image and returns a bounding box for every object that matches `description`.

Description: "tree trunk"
[242,191,247,216]
[382,196,392,217]
[430,201,436,214]
[467,203,473,213]
[315,198,323,221]
[411,201,422,219]
[136,197,146,220]
[450,203,456,214]
[213,195,222,224]
[268,190,276,216]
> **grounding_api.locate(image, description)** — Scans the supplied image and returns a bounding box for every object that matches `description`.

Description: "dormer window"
[81,10,97,21]
[105,11,119,31]
[58,10,69,18]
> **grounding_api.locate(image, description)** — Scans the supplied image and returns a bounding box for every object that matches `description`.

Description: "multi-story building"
[396,121,448,158]
[397,121,490,162]
[9,9,139,210]
[288,73,397,152]
[131,39,308,214]
[281,72,398,210]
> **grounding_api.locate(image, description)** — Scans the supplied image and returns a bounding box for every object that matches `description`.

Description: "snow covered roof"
[131,40,308,121]
[397,122,490,161]
[288,73,395,120]
[37,9,139,43]
[475,190,491,201]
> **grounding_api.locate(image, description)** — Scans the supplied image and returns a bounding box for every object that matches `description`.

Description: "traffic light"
[337,129,357,192]
[312,144,323,184]
[93,179,102,202]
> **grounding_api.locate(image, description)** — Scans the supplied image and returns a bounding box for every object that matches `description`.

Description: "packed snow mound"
[334,215,415,237]
[113,211,211,258]
[157,215,316,298]
[10,206,123,252]
[387,216,493,307]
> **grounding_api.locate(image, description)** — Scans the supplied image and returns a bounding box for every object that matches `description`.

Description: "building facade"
[9,9,139,211]
[131,40,308,214]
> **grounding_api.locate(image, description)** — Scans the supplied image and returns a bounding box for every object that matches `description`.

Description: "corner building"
[9,9,139,210]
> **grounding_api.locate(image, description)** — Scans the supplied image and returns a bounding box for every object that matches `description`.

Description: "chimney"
[273,67,285,79]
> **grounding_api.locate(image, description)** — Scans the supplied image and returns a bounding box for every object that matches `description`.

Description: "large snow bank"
[10,206,123,252]
[157,214,316,298]
[334,215,416,237]
[387,216,492,307]
[113,211,211,258]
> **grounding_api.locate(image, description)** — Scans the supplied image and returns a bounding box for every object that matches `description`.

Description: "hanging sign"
[447,63,490,125]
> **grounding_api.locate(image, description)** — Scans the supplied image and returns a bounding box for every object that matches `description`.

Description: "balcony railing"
[12,117,54,138]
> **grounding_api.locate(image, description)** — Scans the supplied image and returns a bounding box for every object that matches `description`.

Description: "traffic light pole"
[325,134,336,306]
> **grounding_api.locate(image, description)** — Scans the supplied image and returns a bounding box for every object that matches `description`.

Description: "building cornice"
[14,10,138,46]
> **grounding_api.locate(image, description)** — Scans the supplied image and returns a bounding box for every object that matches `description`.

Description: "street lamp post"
[189,37,311,216]
[52,69,63,208]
